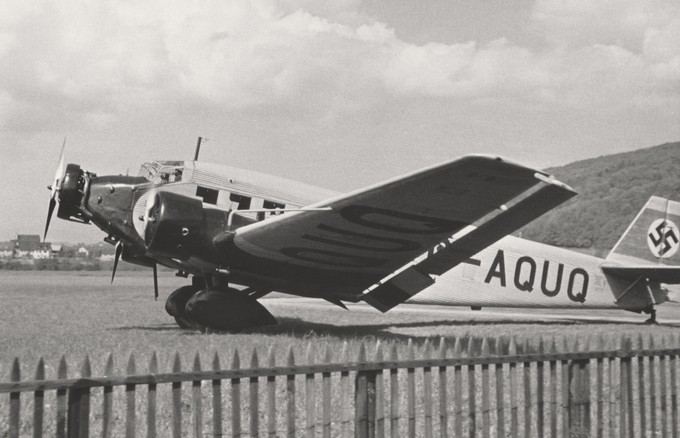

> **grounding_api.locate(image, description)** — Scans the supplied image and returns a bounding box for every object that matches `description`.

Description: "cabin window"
[196,186,218,205]
[229,193,252,210]
[263,200,285,213]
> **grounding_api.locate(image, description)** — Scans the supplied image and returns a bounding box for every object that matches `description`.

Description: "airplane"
[43,139,676,330]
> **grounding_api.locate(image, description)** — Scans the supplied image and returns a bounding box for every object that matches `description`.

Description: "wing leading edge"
[228,155,576,304]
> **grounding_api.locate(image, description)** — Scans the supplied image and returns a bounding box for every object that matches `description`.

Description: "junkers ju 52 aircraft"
[44,139,678,330]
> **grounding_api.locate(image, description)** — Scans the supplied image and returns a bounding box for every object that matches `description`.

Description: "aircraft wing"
[226,155,576,307]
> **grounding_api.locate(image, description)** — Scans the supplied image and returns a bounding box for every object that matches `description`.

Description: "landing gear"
[185,287,277,332]
[165,285,202,330]
[166,281,276,332]
[644,307,658,325]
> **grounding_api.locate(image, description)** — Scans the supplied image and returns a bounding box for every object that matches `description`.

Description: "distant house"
[51,244,63,257]
[13,235,51,259]
[0,241,13,258]
[77,247,90,258]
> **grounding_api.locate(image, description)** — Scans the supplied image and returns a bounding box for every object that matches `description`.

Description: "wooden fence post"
[34,357,45,438]
[438,338,448,438]
[80,357,92,438]
[250,348,259,438]
[649,334,657,436]
[68,356,91,438]
[125,354,136,438]
[670,337,680,437]
[212,352,223,438]
[522,338,531,438]
[286,346,296,438]
[407,339,416,438]
[389,343,399,438]
[659,337,669,438]
[231,349,241,438]
[355,342,377,438]
[495,337,506,438]
[423,339,433,438]
[193,353,203,438]
[267,347,277,438]
[450,337,463,438]
[548,337,558,437]
[593,336,604,438]
[480,338,490,438]
[619,337,634,438]
[172,352,182,438]
[637,334,647,437]
[567,339,591,437]
[102,353,115,438]
[9,357,20,438]
[508,338,518,438]
[305,345,315,438]
[467,336,477,438]
[536,338,545,437]
[147,352,158,438]
[374,341,385,438]
[56,356,67,438]
[322,345,332,438]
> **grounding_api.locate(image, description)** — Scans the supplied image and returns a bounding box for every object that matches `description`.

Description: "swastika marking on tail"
[648,219,680,258]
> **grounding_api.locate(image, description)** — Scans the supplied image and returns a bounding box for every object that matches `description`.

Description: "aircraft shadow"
[110,316,680,338]
[240,316,672,341]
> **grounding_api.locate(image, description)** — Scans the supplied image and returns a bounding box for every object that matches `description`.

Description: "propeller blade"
[44,137,67,242]
[44,197,56,242]
[152,262,158,301]
[51,137,67,200]
[111,242,123,284]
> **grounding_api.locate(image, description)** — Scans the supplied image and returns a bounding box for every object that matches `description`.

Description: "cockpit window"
[137,162,160,181]
[154,167,184,184]
[138,162,184,184]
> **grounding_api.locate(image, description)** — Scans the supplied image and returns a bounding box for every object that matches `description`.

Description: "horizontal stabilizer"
[601,264,680,284]
[363,175,576,312]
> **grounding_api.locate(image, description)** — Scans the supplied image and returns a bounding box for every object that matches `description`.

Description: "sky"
[1,0,679,243]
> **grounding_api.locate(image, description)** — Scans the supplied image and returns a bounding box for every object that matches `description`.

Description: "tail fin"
[608,196,680,265]
[604,196,680,283]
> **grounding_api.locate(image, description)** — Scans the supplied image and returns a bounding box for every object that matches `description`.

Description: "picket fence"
[2,334,680,437]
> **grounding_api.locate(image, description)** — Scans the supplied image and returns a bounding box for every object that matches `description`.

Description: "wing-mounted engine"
[143,191,234,263]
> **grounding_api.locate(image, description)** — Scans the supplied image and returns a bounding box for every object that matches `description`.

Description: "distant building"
[9,235,52,259]
[0,241,13,258]
[51,244,63,257]
[77,247,90,258]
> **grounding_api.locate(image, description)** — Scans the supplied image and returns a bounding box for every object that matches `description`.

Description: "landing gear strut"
[644,307,658,325]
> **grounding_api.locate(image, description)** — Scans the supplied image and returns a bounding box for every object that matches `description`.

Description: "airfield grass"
[2,271,680,436]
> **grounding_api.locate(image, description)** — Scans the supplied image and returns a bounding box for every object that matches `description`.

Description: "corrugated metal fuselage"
[409,234,666,312]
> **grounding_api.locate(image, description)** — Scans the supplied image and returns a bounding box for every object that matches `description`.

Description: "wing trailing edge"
[363,176,576,312]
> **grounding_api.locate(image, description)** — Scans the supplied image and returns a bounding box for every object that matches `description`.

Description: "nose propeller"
[44,137,67,241]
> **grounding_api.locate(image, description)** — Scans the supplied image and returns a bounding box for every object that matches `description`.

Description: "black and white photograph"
[1,0,679,436]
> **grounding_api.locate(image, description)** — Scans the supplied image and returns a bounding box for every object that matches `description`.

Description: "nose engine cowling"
[57,164,87,221]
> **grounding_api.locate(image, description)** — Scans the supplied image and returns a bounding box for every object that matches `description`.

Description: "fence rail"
[3,334,680,437]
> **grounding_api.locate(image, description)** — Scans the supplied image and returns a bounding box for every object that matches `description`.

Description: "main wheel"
[166,286,201,330]
[185,287,277,332]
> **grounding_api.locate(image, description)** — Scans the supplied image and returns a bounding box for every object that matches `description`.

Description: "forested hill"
[518,141,680,254]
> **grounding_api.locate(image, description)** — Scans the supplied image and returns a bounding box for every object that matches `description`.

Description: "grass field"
[2,271,680,436]
[3,270,680,381]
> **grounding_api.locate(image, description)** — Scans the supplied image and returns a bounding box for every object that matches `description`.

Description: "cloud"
[0,0,677,134]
